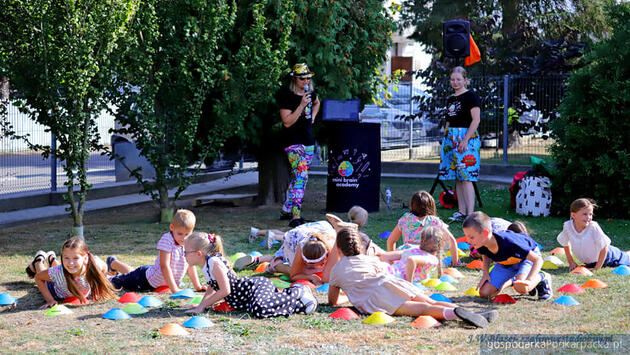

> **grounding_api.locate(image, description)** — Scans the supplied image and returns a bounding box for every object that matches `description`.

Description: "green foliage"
[550,2,630,218]
[0,0,140,232]
[109,0,236,216]
[288,0,396,102]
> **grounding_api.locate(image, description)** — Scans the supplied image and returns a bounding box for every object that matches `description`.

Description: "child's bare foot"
[325,213,343,230]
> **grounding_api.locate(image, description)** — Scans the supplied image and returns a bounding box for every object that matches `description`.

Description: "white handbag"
[516,176,552,217]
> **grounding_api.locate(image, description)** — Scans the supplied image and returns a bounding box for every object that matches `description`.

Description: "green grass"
[1,176,629,354]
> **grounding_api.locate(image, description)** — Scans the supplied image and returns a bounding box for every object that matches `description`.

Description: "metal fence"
[0,102,115,196]
[1,74,567,197]
[377,75,567,164]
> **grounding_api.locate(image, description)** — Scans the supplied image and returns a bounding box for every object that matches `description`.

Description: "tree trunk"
[158,183,174,223]
[500,0,520,35]
[256,140,290,206]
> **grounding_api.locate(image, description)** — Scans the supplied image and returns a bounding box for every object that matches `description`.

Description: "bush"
[550,2,630,218]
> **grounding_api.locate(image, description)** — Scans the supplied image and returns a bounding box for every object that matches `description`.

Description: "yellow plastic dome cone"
[422,278,442,288]
[44,304,73,316]
[464,287,481,297]
[363,312,395,325]
[542,260,559,269]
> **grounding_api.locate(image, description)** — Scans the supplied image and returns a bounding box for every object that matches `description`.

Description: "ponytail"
[420,227,443,278]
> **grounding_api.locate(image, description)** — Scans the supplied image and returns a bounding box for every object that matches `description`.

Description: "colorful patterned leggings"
[282,144,314,218]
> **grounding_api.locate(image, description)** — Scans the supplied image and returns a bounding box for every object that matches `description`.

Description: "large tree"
[254,0,397,205]
[0,0,139,237]
[550,2,630,218]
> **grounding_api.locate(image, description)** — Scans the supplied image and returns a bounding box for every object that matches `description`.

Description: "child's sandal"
[106,256,118,275]
[46,251,57,266]
[25,250,47,279]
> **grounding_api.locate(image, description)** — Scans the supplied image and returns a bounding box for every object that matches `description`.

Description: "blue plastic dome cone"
[457,242,470,250]
[0,293,18,306]
[138,295,163,307]
[612,265,630,276]
[182,315,215,328]
[249,251,263,257]
[553,295,580,306]
[316,283,329,293]
[260,240,279,247]
[377,231,391,239]
[170,288,196,299]
[442,256,452,266]
[429,293,453,303]
[412,282,427,290]
[102,308,131,320]
[439,275,459,284]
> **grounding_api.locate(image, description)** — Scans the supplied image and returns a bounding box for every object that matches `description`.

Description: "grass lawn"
[1,176,629,354]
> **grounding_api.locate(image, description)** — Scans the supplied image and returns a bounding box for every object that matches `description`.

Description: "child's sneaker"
[476,309,499,323]
[454,307,488,328]
[449,212,466,222]
[266,231,275,250]
[536,271,553,301]
[234,255,259,271]
[293,283,318,314]
[249,227,259,243]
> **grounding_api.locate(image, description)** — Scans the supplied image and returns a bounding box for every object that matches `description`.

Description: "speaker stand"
[429,172,483,208]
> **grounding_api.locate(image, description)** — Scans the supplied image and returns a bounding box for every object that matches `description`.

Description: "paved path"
[0,171,258,227]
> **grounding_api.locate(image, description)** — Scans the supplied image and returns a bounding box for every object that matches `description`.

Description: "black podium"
[323,99,381,213]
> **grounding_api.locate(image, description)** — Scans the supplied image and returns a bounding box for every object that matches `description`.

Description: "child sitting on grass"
[185,232,317,318]
[463,212,552,300]
[30,237,117,308]
[328,228,497,328]
[557,198,630,271]
[379,226,442,283]
[106,209,205,293]
[386,191,460,267]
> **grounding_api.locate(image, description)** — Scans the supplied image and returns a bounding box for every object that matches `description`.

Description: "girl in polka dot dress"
[184,232,317,318]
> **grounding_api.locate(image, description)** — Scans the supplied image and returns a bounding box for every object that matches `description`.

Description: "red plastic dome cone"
[491,294,517,304]
[291,280,316,288]
[153,286,170,293]
[329,307,360,320]
[118,292,141,303]
[557,283,585,293]
[213,301,235,312]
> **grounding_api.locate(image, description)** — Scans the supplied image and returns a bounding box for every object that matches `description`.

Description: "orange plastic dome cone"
[410,315,441,328]
[329,307,360,320]
[571,266,593,276]
[466,260,483,269]
[456,236,468,243]
[550,247,565,256]
[254,262,269,274]
[158,323,190,336]
[581,279,607,289]
[363,312,395,325]
[443,268,464,278]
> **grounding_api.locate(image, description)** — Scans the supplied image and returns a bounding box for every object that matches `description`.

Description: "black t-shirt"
[445,90,481,128]
[477,230,538,266]
[276,87,317,147]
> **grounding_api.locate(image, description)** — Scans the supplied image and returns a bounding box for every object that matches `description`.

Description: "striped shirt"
[47,259,105,299]
[145,232,188,288]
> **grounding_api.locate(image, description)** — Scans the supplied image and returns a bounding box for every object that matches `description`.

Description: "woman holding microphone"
[276,63,320,227]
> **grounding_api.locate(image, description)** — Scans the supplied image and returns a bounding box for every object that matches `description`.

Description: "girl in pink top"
[381,226,443,283]
[386,191,460,266]
[31,237,117,308]
[329,228,495,327]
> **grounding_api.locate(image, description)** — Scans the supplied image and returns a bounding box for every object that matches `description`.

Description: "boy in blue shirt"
[463,212,552,300]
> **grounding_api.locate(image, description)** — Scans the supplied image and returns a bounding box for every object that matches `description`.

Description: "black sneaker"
[528,288,537,297]
[476,309,499,323]
[454,307,488,328]
[288,217,305,228]
[536,271,553,301]
[279,211,292,220]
